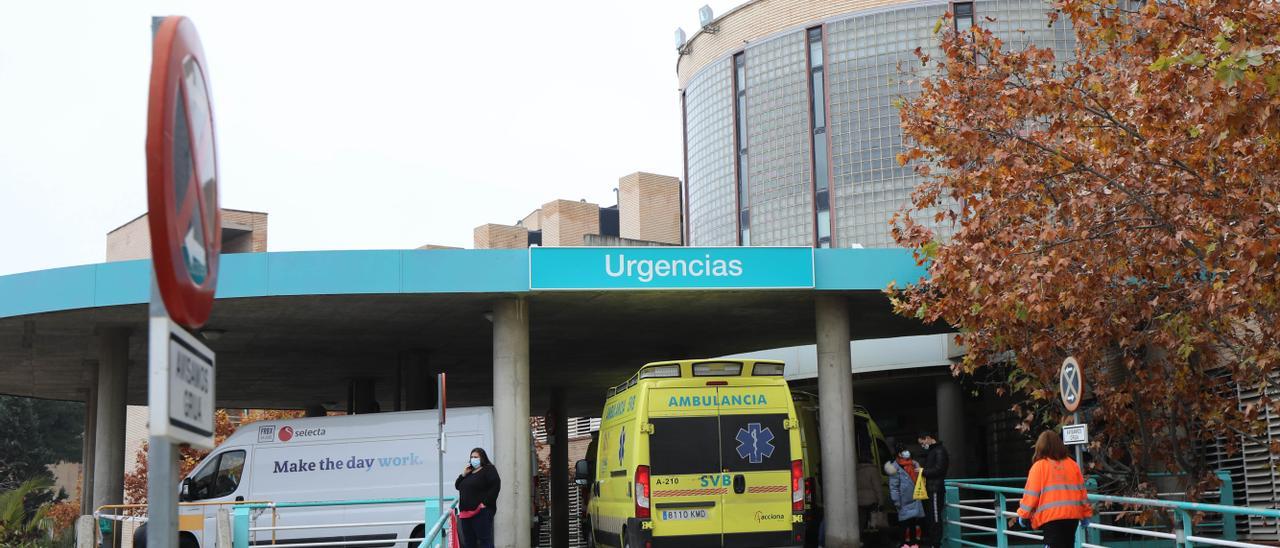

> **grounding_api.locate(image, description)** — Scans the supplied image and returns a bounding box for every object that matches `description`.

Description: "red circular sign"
[147,16,221,328]
[278,426,294,442]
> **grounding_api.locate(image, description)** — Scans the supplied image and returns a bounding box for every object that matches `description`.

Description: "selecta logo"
[276,425,326,442]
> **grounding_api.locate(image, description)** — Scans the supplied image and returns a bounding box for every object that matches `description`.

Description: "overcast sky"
[0,0,735,276]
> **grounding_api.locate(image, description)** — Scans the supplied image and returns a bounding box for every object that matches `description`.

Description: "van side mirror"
[574,459,591,484]
[179,478,193,502]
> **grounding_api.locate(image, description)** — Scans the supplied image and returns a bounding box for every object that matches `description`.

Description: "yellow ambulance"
[581,359,805,548]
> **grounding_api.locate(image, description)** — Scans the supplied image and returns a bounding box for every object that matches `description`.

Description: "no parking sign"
[147,15,221,330]
[1059,357,1084,412]
[146,15,219,449]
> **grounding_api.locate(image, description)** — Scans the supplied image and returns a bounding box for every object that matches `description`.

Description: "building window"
[732,52,750,246]
[807,27,832,248]
[953,2,974,32]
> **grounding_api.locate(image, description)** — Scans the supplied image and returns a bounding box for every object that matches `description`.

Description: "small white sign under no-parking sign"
[148,316,216,449]
[1063,424,1088,446]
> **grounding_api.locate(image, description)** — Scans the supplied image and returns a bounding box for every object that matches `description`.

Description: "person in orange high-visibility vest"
[1009,430,1093,548]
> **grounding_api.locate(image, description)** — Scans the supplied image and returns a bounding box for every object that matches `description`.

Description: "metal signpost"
[1060,357,1086,465]
[438,373,448,525]
[146,15,222,548]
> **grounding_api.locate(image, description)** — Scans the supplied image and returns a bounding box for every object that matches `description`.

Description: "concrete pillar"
[936,376,966,478]
[492,299,531,548]
[92,328,129,511]
[80,362,98,516]
[815,295,860,548]
[75,515,95,548]
[549,388,569,548]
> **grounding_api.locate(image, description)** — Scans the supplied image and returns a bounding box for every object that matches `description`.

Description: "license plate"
[661,509,708,521]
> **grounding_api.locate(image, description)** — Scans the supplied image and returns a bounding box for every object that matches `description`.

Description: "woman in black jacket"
[455,447,501,548]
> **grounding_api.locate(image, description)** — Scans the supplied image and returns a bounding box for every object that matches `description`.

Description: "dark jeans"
[459,507,495,548]
[1040,519,1079,548]
[922,487,947,547]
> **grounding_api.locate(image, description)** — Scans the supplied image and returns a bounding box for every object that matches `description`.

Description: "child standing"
[885,446,925,548]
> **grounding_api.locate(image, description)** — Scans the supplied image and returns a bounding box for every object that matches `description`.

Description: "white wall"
[721,333,962,379]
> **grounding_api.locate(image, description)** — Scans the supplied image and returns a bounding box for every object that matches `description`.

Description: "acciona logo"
[604,253,744,284]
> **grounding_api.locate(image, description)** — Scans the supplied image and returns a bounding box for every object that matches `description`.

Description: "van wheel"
[410,524,425,544]
[178,533,199,548]
[620,526,629,548]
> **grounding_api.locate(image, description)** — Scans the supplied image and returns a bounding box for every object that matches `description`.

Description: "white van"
[154,407,493,548]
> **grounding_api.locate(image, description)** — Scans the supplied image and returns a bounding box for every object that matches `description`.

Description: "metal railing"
[944,470,1279,547]
[92,500,275,547]
[231,497,457,548]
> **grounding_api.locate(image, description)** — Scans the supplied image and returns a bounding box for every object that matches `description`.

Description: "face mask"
[470,458,482,468]
[899,451,911,459]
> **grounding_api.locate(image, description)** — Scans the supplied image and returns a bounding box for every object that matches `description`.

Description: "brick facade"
[106,208,268,261]
[221,209,269,254]
[105,214,151,261]
[473,224,529,249]
[541,200,600,247]
[520,209,542,231]
[619,172,683,245]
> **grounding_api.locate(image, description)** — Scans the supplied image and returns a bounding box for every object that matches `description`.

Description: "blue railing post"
[945,483,961,548]
[1217,470,1237,541]
[1176,509,1194,547]
[994,492,1009,548]
[1084,477,1100,546]
[423,498,439,548]
[232,505,250,548]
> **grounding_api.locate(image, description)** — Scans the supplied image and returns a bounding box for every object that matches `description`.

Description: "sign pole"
[1059,357,1087,466]
[438,373,447,527]
[147,279,179,548]
[1073,411,1083,465]
[145,15,221,548]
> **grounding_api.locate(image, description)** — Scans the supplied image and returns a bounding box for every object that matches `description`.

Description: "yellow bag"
[913,471,929,500]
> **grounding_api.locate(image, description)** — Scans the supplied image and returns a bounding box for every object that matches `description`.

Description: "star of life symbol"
[735,423,776,464]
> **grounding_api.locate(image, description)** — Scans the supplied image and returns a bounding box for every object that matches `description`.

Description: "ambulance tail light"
[804,477,816,505]
[635,465,651,519]
[791,460,804,512]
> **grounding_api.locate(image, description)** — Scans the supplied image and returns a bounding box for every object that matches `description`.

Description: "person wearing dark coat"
[917,432,950,548]
[455,447,501,548]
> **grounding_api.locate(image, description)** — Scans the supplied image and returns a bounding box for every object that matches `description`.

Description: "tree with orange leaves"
[892,0,1280,495]
[124,409,303,505]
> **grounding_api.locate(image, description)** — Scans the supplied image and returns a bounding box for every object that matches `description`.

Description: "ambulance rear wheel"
[620,526,629,548]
